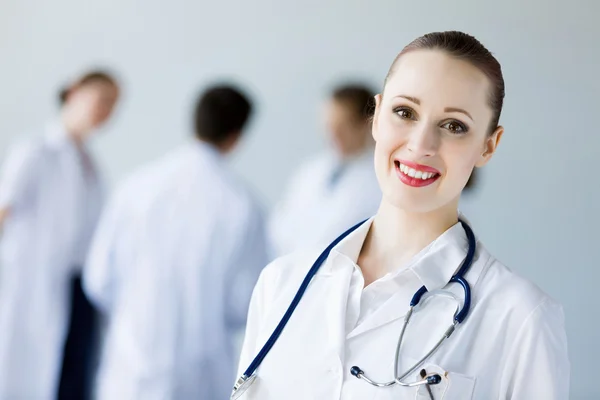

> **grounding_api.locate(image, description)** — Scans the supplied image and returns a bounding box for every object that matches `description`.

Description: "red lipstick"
[395,160,441,187]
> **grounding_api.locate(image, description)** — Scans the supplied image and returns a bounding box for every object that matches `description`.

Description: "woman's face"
[65,80,120,134]
[372,49,503,214]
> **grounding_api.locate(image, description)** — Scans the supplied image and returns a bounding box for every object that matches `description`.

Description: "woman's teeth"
[399,163,437,180]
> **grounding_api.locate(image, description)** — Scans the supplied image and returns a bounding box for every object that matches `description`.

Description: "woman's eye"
[394,107,415,120]
[442,120,468,134]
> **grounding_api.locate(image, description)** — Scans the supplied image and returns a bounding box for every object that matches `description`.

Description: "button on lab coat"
[268,149,381,258]
[237,218,570,399]
[0,122,104,399]
[84,141,268,400]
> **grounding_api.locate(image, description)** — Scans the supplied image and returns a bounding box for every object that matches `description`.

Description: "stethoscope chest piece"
[231,372,257,400]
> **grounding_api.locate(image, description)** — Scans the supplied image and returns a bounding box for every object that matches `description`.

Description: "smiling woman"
[234,31,569,400]
[372,37,504,216]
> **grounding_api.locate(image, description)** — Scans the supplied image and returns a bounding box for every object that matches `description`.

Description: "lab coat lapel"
[346,272,421,340]
[313,254,355,361]
[310,218,373,354]
[346,222,470,340]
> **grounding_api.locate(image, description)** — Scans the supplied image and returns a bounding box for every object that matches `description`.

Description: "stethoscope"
[232,218,476,399]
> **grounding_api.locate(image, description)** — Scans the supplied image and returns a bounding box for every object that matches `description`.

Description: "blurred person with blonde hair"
[0,69,120,399]
[84,83,268,399]
[268,83,381,258]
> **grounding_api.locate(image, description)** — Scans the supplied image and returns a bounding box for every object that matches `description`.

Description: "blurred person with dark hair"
[0,69,120,399]
[268,83,381,258]
[83,84,268,399]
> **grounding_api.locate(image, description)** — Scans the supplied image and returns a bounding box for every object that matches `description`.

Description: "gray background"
[1,0,597,397]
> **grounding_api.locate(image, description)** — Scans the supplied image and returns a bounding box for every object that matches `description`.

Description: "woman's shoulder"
[256,247,325,298]
[0,137,48,178]
[475,244,564,323]
[261,247,322,280]
[5,136,46,157]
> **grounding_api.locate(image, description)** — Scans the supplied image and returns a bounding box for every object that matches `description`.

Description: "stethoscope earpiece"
[350,366,363,377]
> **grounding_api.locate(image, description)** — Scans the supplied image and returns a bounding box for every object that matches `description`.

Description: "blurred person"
[234,31,569,400]
[268,84,381,258]
[84,84,268,399]
[0,70,120,399]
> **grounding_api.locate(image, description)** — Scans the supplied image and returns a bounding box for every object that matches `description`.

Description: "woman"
[0,70,120,399]
[235,32,569,399]
[268,84,381,258]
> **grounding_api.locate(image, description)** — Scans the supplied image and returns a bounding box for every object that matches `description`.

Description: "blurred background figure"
[0,70,120,399]
[268,84,382,258]
[83,84,268,400]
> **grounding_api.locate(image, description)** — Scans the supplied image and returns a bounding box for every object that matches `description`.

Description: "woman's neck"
[358,199,459,286]
[60,111,88,146]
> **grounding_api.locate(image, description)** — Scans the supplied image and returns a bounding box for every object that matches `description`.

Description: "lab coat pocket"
[414,363,475,400]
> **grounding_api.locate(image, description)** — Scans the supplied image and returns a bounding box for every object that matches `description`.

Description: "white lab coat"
[237,217,570,399]
[0,122,104,399]
[84,140,268,400]
[268,149,381,258]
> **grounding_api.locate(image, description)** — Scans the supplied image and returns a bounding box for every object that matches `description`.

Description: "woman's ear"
[475,125,504,168]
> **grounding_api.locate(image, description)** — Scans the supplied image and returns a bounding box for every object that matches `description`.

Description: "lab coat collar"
[44,120,74,148]
[325,214,472,293]
[320,214,472,340]
[192,139,224,163]
[410,222,469,291]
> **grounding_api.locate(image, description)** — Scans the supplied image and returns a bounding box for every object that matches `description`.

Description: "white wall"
[1,0,598,397]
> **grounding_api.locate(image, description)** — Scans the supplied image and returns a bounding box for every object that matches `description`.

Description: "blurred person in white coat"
[268,84,381,258]
[84,84,268,400]
[0,70,120,399]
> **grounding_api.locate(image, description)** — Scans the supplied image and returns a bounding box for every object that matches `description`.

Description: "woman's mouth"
[395,160,441,187]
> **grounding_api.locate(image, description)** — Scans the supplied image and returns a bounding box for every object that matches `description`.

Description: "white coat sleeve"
[499,298,570,399]
[0,141,40,210]
[235,267,267,378]
[82,189,125,314]
[225,206,269,331]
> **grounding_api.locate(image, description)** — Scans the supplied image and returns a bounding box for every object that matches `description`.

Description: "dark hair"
[332,84,376,121]
[194,85,253,144]
[385,31,505,133]
[59,69,119,105]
